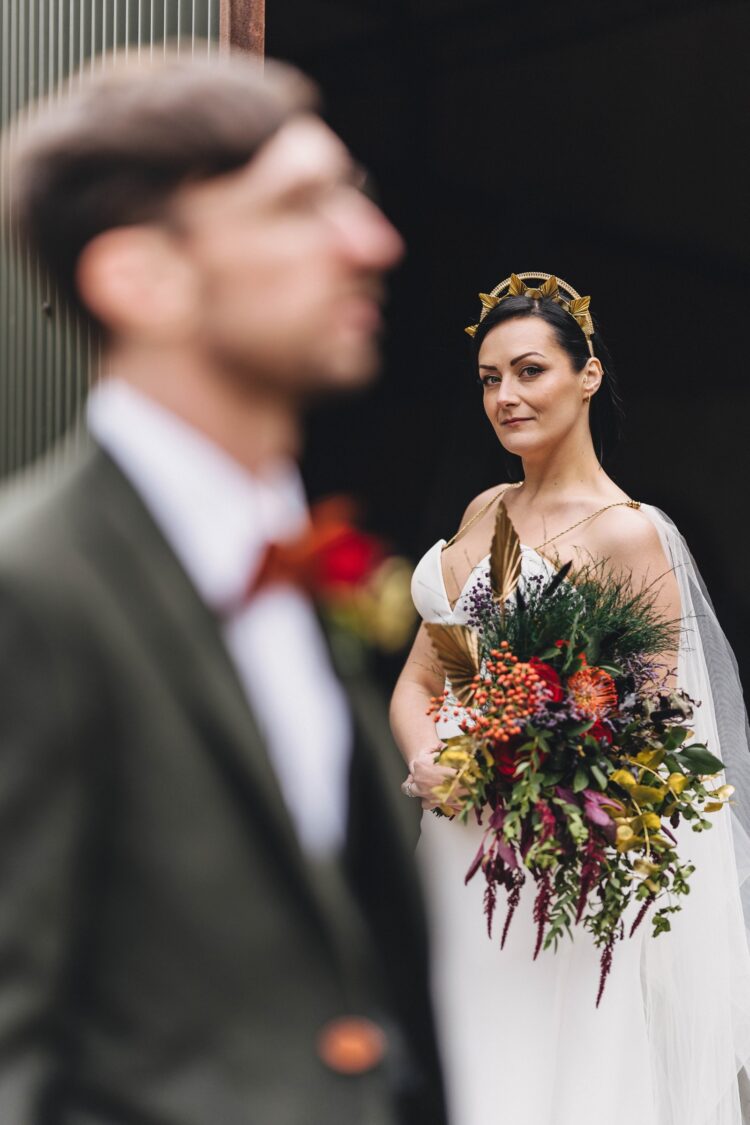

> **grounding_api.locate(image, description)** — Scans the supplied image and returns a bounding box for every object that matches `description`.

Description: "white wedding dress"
[410,505,750,1125]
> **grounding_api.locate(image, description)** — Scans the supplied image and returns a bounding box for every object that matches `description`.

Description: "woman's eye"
[480,374,500,387]
[520,365,542,378]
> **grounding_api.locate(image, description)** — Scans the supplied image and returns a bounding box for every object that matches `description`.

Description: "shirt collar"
[87,378,309,610]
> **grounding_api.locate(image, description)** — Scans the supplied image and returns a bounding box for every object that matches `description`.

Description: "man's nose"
[332,191,405,271]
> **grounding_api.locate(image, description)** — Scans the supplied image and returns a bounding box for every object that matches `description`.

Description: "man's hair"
[4,51,318,321]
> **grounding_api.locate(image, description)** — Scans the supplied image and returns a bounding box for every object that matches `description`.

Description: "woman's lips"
[501,417,534,427]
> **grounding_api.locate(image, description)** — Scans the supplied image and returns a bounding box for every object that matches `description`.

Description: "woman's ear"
[582,357,604,397]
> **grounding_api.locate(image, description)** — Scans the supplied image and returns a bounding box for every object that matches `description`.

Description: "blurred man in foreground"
[0,51,446,1125]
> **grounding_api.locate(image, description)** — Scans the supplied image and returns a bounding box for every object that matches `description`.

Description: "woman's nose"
[492,377,520,408]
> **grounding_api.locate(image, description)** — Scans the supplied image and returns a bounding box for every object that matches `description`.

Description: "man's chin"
[213,333,381,398]
[312,336,382,391]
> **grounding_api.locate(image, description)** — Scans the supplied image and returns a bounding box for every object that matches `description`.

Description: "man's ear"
[75,224,198,340]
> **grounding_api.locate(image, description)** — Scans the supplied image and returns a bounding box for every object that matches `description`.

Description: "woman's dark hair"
[471,294,625,470]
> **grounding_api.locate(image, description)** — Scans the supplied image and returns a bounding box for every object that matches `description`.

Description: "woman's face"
[477,315,600,459]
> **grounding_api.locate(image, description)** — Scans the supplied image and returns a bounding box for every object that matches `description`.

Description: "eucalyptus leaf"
[573,765,589,793]
[566,720,595,738]
[591,764,609,790]
[663,726,689,752]
[676,744,725,775]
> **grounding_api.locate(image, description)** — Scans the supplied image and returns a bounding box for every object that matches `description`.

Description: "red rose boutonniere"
[249,497,416,654]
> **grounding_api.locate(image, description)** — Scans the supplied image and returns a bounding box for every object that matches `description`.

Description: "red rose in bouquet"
[589,719,614,745]
[492,734,525,779]
[528,657,564,702]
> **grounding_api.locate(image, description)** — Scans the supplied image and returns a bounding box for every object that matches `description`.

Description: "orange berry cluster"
[426,641,545,743]
[472,642,545,743]
[426,688,451,719]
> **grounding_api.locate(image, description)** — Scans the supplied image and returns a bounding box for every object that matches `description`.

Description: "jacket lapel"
[318,616,428,940]
[74,445,345,943]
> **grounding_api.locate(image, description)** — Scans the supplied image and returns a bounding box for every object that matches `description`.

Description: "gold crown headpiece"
[465,271,595,357]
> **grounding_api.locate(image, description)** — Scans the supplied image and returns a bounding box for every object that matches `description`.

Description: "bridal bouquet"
[427,506,732,1002]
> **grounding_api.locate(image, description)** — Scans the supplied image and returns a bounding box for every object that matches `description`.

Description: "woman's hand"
[402,744,468,813]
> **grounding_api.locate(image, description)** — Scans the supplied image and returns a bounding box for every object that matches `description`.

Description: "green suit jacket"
[0,440,446,1125]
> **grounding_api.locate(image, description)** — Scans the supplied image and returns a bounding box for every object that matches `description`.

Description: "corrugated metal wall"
[0,2,221,479]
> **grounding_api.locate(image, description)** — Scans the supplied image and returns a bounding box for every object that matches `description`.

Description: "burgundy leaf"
[583,789,617,828]
[465,841,486,885]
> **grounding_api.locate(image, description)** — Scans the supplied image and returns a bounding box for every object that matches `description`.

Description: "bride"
[389,272,750,1125]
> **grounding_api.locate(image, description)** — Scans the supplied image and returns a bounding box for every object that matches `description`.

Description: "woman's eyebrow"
[479,351,546,371]
[510,351,545,365]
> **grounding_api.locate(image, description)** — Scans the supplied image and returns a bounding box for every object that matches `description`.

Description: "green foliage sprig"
[477,555,679,670]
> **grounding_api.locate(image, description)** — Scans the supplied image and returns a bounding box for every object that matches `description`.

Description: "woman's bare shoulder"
[459,483,513,524]
[586,502,668,574]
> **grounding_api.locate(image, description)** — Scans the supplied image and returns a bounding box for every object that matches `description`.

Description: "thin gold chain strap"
[535,498,641,552]
[444,483,640,552]
[444,482,522,549]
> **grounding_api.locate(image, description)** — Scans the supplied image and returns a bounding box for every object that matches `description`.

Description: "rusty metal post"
[220,0,266,55]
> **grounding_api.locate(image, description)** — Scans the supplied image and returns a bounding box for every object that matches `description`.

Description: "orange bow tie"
[244,496,384,602]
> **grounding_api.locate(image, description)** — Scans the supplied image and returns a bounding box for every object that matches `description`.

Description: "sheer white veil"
[640,503,750,1124]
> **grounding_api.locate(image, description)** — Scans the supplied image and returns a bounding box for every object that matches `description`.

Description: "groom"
[0,52,446,1125]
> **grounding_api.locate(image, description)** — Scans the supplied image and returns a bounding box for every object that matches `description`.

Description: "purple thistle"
[465,574,498,629]
[529,694,585,731]
[620,650,672,696]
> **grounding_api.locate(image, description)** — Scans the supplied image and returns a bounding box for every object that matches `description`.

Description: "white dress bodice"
[411,537,553,626]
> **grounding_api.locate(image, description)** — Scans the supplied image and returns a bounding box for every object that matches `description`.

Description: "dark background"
[267,0,750,688]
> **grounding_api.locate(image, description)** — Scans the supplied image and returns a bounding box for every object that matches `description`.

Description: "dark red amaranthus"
[484,881,497,940]
[501,871,525,950]
[596,923,624,1008]
[533,870,553,960]
[576,837,605,924]
[629,894,656,939]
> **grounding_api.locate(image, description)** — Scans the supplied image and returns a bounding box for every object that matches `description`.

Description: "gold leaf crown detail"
[465,271,595,357]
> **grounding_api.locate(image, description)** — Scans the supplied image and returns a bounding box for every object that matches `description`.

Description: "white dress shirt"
[87,379,352,856]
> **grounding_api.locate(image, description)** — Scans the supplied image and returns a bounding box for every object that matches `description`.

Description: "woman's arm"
[390,623,462,809]
[390,622,444,762]
[391,486,509,808]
